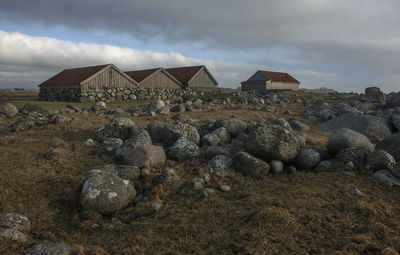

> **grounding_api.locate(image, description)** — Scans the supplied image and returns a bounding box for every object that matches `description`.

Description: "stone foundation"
[39,87,234,102]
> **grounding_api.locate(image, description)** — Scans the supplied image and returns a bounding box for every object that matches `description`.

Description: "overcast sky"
[1,0,399,92]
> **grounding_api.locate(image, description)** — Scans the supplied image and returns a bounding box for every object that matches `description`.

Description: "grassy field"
[1,92,400,254]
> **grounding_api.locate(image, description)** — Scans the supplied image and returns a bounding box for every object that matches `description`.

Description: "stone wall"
[39,86,236,102]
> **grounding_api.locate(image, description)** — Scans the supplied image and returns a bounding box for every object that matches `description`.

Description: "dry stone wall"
[39,87,234,102]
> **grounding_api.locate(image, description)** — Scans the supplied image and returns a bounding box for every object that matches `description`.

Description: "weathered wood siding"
[241,82,267,93]
[247,71,269,81]
[140,72,181,88]
[188,69,217,88]
[267,81,299,90]
[81,66,136,91]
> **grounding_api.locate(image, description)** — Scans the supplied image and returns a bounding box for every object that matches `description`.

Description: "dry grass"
[1,95,400,254]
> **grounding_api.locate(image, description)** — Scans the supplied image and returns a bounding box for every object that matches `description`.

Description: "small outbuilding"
[165,65,218,89]
[241,70,300,94]
[39,64,138,101]
[125,68,183,89]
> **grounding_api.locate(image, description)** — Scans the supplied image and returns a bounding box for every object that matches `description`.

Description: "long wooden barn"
[241,70,300,94]
[39,64,138,101]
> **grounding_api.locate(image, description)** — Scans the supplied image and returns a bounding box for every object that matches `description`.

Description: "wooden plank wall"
[188,69,217,88]
[81,66,137,91]
[140,72,181,88]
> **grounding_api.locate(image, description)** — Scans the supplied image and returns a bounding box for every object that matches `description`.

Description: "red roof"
[39,64,109,87]
[260,70,300,84]
[165,66,203,84]
[125,68,160,82]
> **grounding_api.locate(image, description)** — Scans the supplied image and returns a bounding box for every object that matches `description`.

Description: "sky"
[0,0,400,92]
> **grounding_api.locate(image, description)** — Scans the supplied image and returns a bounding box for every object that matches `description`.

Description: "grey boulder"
[0,103,18,118]
[80,169,136,215]
[213,118,248,137]
[376,132,400,161]
[365,150,396,171]
[25,240,74,255]
[233,151,270,179]
[295,148,321,170]
[160,122,200,146]
[326,128,374,156]
[244,125,300,162]
[95,117,136,142]
[209,155,235,176]
[167,137,201,162]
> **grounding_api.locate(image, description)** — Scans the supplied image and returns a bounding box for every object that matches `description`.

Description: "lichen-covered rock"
[365,150,396,171]
[289,119,309,131]
[167,137,200,162]
[335,148,370,170]
[201,127,231,146]
[95,117,136,142]
[25,240,74,255]
[0,213,31,233]
[97,138,123,155]
[209,155,235,176]
[204,146,232,159]
[123,144,166,168]
[80,169,136,215]
[295,148,321,170]
[115,130,152,159]
[160,122,200,146]
[213,118,248,137]
[376,132,400,161]
[0,103,18,118]
[94,101,106,111]
[147,120,169,143]
[0,228,27,242]
[271,118,292,132]
[326,128,374,156]
[233,151,270,179]
[148,99,165,112]
[156,168,183,189]
[314,160,333,173]
[244,125,300,162]
[100,164,141,183]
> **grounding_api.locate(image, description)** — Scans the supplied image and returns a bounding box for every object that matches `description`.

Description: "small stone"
[82,139,95,147]
[193,181,204,190]
[269,160,284,174]
[140,168,150,178]
[286,166,297,174]
[91,223,101,229]
[219,185,231,192]
[0,227,27,242]
[151,202,162,211]
[340,170,357,177]
[203,173,211,182]
[349,187,362,196]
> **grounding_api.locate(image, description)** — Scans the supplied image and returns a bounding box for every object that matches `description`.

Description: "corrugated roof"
[165,66,203,84]
[125,68,161,82]
[260,70,300,84]
[39,64,110,87]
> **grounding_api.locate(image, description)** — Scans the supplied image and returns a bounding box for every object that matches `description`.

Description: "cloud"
[1,0,400,92]
[0,30,265,89]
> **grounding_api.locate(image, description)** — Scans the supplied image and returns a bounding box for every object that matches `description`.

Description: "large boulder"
[0,103,18,118]
[213,118,248,137]
[115,130,152,159]
[359,87,386,104]
[233,151,270,179]
[148,99,165,112]
[317,113,392,138]
[97,138,123,155]
[244,125,300,162]
[373,170,400,187]
[335,148,370,169]
[160,122,200,146]
[25,240,74,255]
[80,169,136,215]
[365,150,396,171]
[95,117,136,142]
[201,127,231,146]
[271,118,292,132]
[204,146,232,159]
[167,137,200,162]
[376,133,400,161]
[100,164,141,183]
[295,148,321,170]
[123,144,166,168]
[147,120,169,143]
[326,128,374,156]
[209,155,235,176]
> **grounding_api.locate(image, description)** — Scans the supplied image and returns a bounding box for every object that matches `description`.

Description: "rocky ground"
[1,88,400,254]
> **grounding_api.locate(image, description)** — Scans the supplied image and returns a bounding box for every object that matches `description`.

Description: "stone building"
[241,70,300,94]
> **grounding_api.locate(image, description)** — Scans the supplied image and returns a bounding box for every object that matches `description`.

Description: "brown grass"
[1,95,400,254]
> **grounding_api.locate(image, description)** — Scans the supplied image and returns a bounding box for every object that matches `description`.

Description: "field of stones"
[1,88,400,254]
